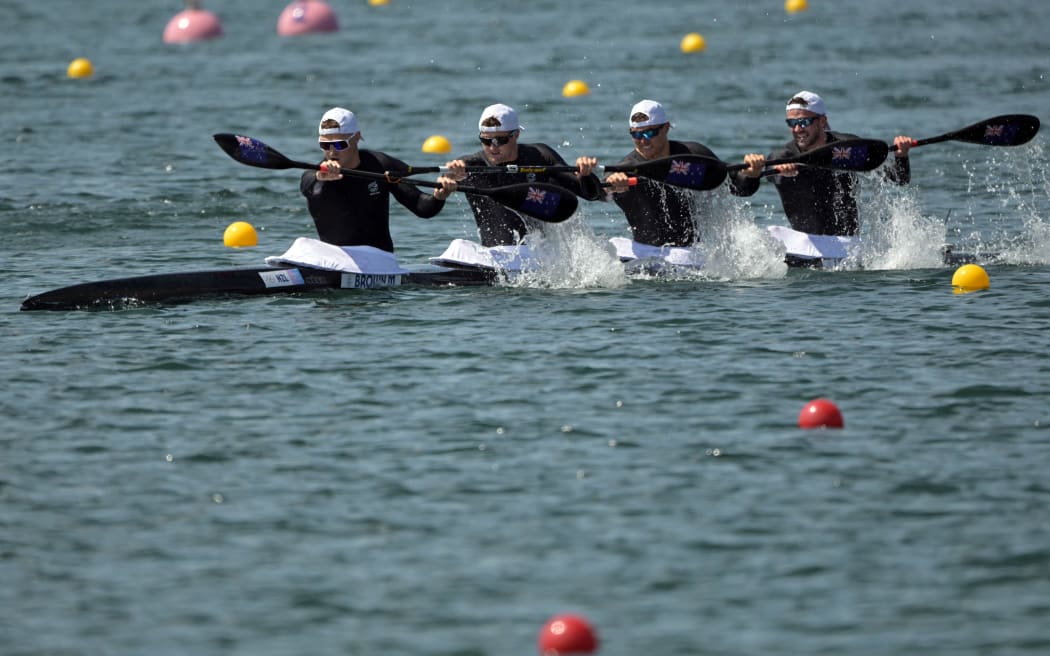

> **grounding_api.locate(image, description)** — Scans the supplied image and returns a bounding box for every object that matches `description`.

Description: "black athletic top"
[768,130,910,236]
[300,150,446,252]
[610,141,760,247]
[455,143,603,247]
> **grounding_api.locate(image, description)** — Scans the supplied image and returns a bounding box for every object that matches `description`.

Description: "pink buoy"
[277,0,339,36]
[163,3,223,44]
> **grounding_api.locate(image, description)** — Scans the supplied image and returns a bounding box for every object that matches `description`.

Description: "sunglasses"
[629,125,664,140]
[319,140,351,151]
[785,116,821,129]
[479,131,517,146]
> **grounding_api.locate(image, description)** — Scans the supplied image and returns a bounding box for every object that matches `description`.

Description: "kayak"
[20,230,993,311]
[19,264,496,311]
[20,239,495,311]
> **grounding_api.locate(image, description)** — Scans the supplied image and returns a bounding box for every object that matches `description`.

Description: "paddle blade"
[213,133,302,170]
[942,114,1040,147]
[797,138,889,172]
[609,154,728,190]
[486,182,579,223]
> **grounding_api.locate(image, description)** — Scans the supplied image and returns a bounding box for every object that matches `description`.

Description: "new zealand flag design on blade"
[236,135,269,165]
[983,123,1020,145]
[664,159,708,188]
[520,186,563,219]
[830,145,869,170]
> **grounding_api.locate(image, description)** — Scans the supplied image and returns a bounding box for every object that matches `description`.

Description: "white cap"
[628,100,669,129]
[318,107,360,136]
[478,103,523,133]
[785,91,826,116]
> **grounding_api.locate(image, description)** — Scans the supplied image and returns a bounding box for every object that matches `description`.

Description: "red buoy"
[798,398,844,429]
[163,7,223,44]
[538,614,598,655]
[276,0,338,36]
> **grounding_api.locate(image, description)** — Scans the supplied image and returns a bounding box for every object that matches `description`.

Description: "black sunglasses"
[629,125,665,140]
[319,140,351,151]
[785,116,821,129]
[479,131,518,146]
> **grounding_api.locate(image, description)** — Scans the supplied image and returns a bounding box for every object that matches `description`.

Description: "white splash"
[858,191,947,270]
[698,188,788,280]
[506,214,628,289]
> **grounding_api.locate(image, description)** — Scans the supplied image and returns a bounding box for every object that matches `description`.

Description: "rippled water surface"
[4,1,1050,654]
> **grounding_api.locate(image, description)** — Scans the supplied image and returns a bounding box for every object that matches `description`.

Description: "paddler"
[603,99,764,247]
[302,107,458,251]
[440,103,604,246]
[745,91,914,236]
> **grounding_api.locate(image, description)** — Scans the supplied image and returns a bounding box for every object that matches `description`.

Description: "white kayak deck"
[426,226,856,273]
[262,227,863,283]
[265,238,410,274]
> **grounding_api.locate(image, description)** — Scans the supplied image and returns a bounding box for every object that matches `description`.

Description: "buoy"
[537,614,598,655]
[223,221,258,248]
[277,0,338,36]
[951,263,990,294]
[680,32,707,53]
[67,58,94,79]
[163,7,224,44]
[367,0,390,5]
[421,135,452,154]
[798,398,844,429]
[562,80,590,98]
[785,0,809,13]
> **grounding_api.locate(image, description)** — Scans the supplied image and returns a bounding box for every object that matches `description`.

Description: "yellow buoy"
[67,57,94,79]
[785,0,809,14]
[951,263,990,293]
[421,135,452,154]
[680,33,706,54]
[562,79,590,98]
[223,221,258,248]
[368,0,390,5]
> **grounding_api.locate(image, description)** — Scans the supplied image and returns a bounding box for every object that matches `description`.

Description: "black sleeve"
[533,143,604,201]
[729,172,760,197]
[886,155,910,185]
[373,152,446,219]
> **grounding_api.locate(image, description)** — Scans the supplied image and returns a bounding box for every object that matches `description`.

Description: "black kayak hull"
[20,265,496,311]
[20,248,996,311]
[784,246,995,269]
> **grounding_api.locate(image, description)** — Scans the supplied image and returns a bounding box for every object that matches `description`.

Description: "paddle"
[891,114,1040,151]
[390,154,731,192]
[213,133,579,223]
[729,137,891,175]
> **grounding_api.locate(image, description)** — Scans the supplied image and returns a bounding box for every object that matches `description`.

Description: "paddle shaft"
[316,163,488,195]
[399,141,885,177]
[393,156,714,176]
[324,163,634,191]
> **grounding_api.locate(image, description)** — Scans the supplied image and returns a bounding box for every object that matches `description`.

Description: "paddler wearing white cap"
[303,107,458,252]
[745,91,914,236]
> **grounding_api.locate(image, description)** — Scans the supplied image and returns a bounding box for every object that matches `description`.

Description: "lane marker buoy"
[798,398,844,429]
[224,221,258,248]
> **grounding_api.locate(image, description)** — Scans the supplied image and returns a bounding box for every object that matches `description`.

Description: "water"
[3,1,1050,654]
